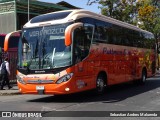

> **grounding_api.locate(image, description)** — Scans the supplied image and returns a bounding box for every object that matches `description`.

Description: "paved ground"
[0,84,20,96]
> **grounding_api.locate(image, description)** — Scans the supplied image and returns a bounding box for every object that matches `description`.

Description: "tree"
[87,0,160,39]
[137,0,160,40]
[87,0,137,24]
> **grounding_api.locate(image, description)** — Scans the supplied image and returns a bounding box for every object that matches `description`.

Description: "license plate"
[36,86,44,90]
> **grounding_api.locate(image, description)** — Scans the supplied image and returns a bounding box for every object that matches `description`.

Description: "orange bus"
[4,10,156,95]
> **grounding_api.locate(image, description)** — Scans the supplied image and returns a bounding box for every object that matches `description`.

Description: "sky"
[39,0,101,13]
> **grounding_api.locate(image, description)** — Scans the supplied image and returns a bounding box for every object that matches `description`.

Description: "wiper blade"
[52,48,56,67]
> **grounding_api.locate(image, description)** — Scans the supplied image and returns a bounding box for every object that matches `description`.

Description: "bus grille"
[27,80,54,84]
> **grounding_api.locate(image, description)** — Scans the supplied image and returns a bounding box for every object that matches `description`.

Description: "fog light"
[65,87,70,91]
[19,88,21,91]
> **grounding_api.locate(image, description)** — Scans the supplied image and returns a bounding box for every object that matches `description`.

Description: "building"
[0,0,79,34]
[0,0,79,81]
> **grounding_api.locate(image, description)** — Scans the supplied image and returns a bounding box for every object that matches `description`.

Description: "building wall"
[0,1,16,33]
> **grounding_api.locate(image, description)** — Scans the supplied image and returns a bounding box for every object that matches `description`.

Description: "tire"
[137,70,147,85]
[151,61,156,74]
[96,75,106,94]
[134,69,146,85]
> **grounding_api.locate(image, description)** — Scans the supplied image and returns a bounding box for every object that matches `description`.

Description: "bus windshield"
[18,23,72,70]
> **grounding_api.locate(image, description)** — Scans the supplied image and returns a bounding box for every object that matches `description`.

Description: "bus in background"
[4,10,156,95]
[0,34,19,81]
[0,34,5,63]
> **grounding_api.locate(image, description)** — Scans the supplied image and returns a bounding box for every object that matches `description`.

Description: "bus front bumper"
[17,82,75,95]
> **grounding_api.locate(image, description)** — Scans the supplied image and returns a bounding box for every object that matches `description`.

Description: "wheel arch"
[142,67,147,78]
[97,71,108,85]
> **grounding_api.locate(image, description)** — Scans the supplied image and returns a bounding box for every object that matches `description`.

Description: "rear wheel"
[96,75,106,94]
[134,69,147,85]
[141,70,147,84]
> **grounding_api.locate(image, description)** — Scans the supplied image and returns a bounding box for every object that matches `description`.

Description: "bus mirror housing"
[4,30,21,52]
[65,28,72,46]
[65,23,83,46]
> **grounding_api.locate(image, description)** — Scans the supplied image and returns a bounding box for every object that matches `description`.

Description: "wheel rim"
[142,73,146,82]
[97,78,104,92]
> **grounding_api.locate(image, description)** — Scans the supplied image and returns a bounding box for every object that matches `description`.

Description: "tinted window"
[76,17,94,25]
[0,36,5,48]
[30,12,71,23]
[143,33,155,49]
[8,36,19,48]
[77,17,155,48]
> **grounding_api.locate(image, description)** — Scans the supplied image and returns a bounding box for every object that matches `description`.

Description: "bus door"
[72,24,95,89]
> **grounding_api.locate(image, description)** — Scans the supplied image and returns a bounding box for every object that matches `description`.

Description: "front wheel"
[96,75,106,94]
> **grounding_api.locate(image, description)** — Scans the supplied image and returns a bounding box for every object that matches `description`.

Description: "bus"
[0,34,19,81]
[4,9,156,95]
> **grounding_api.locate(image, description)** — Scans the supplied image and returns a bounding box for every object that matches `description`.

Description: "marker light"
[19,88,22,91]
[65,88,70,91]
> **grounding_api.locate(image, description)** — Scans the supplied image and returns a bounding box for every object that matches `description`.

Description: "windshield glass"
[18,23,72,70]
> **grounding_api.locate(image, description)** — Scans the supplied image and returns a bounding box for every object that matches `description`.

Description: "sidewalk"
[0,84,20,96]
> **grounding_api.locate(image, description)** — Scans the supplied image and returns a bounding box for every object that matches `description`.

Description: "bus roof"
[24,9,153,35]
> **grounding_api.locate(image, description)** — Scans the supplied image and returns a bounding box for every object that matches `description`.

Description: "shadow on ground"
[28,77,160,103]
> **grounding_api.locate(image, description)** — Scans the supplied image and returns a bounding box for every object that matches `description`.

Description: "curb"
[0,92,21,96]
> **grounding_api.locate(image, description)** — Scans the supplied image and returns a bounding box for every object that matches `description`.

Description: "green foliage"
[87,0,160,40]
[88,0,137,24]
[138,0,160,40]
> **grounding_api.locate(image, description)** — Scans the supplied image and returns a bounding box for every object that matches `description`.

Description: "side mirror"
[65,27,72,46]
[4,30,21,52]
[65,23,83,46]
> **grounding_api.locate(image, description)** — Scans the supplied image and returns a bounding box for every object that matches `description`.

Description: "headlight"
[16,75,26,84]
[56,73,73,84]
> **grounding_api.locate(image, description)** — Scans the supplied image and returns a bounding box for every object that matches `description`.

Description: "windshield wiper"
[52,48,56,67]
[41,39,46,69]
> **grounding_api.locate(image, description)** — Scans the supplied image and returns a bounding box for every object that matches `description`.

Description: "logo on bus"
[103,47,131,55]
[76,80,85,89]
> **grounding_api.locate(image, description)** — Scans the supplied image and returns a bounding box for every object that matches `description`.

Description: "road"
[0,75,160,120]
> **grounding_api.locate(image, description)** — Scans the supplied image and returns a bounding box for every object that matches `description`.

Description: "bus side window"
[107,27,114,44]
[73,27,85,62]
[73,25,93,63]
[93,26,99,43]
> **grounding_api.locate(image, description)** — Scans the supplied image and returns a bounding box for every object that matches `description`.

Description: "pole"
[28,0,29,21]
